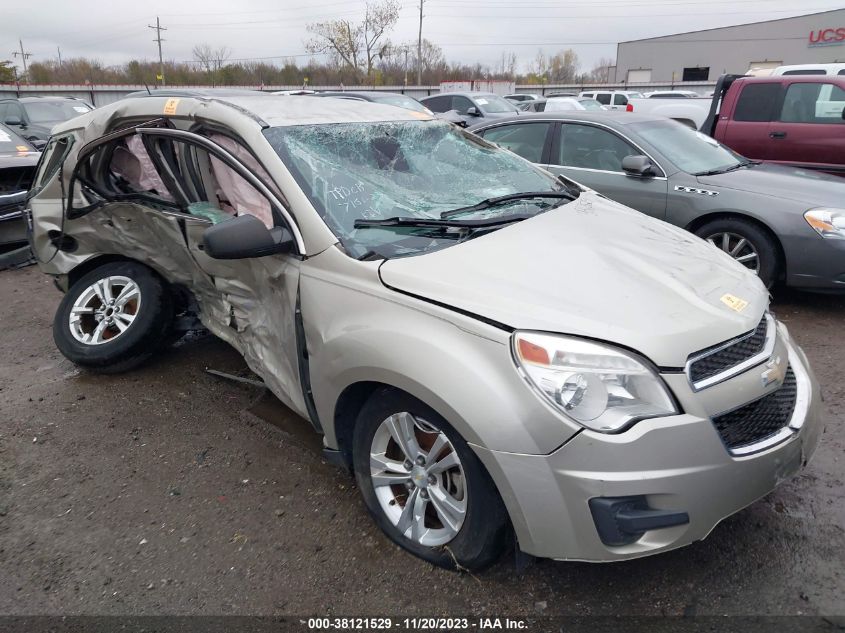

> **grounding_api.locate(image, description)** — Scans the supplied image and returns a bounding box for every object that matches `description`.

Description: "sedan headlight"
[805,208,845,239]
[512,332,678,433]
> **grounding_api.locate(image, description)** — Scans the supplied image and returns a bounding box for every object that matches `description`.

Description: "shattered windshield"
[264,120,568,258]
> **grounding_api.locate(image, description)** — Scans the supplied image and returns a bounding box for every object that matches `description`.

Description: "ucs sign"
[808,28,845,47]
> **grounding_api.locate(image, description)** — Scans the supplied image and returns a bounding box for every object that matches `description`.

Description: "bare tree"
[305,0,400,80]
[192,44,232,86]
[589,57,615,83]
[305,19,361,72]
[498,51,517,78]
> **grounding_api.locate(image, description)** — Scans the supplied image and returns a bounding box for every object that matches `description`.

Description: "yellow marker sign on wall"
[163,98,180,116]
[720,293,749,312]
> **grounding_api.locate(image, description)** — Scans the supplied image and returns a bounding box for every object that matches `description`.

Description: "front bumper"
[784,232,845,291]
[472,336,824,561]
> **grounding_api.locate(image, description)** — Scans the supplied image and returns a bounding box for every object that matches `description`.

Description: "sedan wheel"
[53,261,173,373]
[705,231,760,273]
[370,412,467,546]
[352,387,510,570]
[69,275,142,345]
[694,218,779,288]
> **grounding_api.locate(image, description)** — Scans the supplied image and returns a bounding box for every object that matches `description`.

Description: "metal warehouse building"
[615,8,845,83]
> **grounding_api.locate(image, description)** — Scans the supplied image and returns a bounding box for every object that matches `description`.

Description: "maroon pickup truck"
[701,75,845,176]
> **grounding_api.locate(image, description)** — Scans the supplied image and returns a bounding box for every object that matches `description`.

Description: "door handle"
[769,131,787,139]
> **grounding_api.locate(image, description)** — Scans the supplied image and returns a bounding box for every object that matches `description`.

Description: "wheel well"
[67,254,139,288]
[685,212,786,278]
[333,381,386,467]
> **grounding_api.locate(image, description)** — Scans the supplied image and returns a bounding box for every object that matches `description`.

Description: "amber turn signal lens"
[517,337,550,365]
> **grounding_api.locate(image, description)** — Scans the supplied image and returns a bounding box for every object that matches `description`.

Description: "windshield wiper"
[353,214,533,230]
[440,191,575,219]
[695,160,756,177]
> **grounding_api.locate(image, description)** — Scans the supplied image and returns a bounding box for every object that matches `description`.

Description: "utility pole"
[416,0,424,86]
[148,17,167,87]
[57,46,63,67]
[12,39,32,81]
[403,46,409,87]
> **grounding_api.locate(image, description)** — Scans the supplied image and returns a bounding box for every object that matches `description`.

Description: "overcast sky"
[4,0,844,78]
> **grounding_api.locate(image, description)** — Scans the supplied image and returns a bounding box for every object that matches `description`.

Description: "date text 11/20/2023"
[305,617,529,630]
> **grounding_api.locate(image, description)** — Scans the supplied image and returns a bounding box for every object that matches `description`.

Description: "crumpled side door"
[135,127,310,420]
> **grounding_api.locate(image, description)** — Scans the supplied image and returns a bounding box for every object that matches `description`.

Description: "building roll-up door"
[627,69,652,83]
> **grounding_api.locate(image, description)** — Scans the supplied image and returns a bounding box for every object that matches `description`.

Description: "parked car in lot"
[0,96,92,144]
[701,75,845,176]
[627,75,845,175]
[773,63,845,76]
[469,111,845,290]
[308,90,433,115]
[0,123,39,265]
[504,93,541,103]
[29,95,823,570]
[644,90,701,98]
[420,91,520,125]
[623,94,712,128]
[518,97,605,112]
[579,90,643,109]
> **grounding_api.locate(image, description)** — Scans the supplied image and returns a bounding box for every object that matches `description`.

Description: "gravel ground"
[0,265,843,617]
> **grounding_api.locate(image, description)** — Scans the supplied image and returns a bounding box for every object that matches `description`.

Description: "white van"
[578,90,643,110]
[772,63,845,76]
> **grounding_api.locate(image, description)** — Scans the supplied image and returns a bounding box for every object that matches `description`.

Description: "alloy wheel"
[369,412,467,547]
[68,275,142,345]
[706,231,760,273]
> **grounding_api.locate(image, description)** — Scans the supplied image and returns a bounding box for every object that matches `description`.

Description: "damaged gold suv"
[28,94,824,570]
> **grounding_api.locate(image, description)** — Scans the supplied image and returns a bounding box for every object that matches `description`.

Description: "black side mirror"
[621,155,656,177]
[4,116,22,126]
[466,106,482,117]
[30,139,47,150]
[203,214,294,259]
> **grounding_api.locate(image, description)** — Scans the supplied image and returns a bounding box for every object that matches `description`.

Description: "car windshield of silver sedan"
[476,94,520,113]
[629,119,750,176]
[372,95,430,114]
[264,120,570,258]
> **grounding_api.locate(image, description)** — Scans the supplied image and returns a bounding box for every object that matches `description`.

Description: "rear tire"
[352,387,510,571]
[695,217,779,288]
[53,261,173,373]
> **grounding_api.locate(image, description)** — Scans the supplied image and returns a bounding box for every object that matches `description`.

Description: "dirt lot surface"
[0,265,843,617]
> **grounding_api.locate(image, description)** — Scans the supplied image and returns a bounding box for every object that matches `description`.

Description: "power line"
[417,0,424,85]
[12,39,32,80]
[148,17,167,87]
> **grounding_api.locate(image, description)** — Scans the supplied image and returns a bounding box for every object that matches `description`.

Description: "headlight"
[804,208,845,239]
[512,332,678,433]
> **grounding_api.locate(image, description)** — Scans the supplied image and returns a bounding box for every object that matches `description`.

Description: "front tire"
[695,218,779,288]
[53,261,173,373]
[352,387,509,571]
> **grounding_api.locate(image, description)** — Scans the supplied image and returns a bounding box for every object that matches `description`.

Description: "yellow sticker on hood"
[720,293,749,312]
[163,98,180,115]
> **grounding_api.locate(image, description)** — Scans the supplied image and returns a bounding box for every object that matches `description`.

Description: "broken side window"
[69,136,179,218]
[143,135,276,229]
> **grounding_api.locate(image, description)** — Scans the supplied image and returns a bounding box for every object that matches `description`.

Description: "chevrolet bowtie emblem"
[761,355,786,388]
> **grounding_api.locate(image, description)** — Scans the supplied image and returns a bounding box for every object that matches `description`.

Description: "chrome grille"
[687,315,770,389]
[712,366,797,451]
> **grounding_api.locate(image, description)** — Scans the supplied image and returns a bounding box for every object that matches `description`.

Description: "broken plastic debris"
[205,368,265,388]
[139,538,148,545]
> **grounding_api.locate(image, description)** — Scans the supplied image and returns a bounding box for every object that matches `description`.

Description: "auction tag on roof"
[720,293,748,312]
[163,98,180,116]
